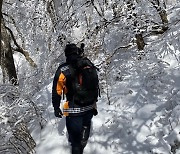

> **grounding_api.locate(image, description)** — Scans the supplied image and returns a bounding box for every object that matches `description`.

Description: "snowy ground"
[31,51,180,154]
[7,3,180,154]
[0,2,180,154]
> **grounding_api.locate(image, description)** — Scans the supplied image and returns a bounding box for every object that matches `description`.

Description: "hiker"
[52,43,99,154]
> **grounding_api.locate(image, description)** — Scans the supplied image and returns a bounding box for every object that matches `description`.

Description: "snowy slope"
[31,50,180,154]
[1,1,180,154]
[30,7,180,154]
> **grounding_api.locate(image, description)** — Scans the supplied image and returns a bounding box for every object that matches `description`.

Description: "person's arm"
[52,66,67,117]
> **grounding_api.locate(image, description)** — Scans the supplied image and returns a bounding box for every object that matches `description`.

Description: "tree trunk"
[135,33,145,51]
[0,0,3,60]
[0,1,36,84]
[159,9,168,31]
[150,0,168,32]
[1,18,18,84]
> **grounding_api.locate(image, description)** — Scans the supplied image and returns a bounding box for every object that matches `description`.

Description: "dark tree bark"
[0,0,3,59]
[0,0,36,84]
[0,0,17,84]
[6,26,37,68]
[126,0,146,50]
[150,0,168,33]
[135,33,145,51]
[1,19,17,84]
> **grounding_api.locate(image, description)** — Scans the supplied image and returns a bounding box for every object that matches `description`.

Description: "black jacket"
[52,62,96,116]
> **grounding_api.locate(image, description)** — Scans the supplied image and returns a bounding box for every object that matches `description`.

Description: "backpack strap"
[62,87,65,100]
[68,64,78,105]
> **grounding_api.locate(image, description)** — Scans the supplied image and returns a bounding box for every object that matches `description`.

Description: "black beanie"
[64,44,78,57]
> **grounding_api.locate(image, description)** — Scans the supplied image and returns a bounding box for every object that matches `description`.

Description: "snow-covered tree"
[0,0,180,153]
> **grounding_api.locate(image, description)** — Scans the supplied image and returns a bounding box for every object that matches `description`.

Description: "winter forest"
[0,0,180,154]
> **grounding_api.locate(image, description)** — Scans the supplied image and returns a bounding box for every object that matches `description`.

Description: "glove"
[93,108,98,116]
[54,108,63,118]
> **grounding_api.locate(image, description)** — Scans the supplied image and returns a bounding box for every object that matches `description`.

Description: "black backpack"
[70,57,99,106]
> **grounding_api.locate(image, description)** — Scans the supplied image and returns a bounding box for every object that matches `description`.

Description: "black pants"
[66,112,93,154]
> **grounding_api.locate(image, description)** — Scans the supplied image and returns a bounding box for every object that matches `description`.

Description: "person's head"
[64,43,79,57]
[64,43,85,57]
[64,43,80,66]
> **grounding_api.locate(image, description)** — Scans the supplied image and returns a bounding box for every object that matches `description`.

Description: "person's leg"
[66,116,83,154]
[81,126,91,150]
[81,112,94,151]
[72,147,82,154]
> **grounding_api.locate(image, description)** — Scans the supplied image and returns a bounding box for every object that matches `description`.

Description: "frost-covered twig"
[97,43,133,67]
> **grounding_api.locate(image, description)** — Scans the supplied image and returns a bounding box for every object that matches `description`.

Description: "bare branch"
[2,13,25,48]
[5,26,37,68]
[97,43,133,67]
[91,0,106,20]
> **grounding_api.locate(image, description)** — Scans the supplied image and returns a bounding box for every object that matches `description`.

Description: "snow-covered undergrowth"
[0,85,45,153]
[31,21,180,154]
[30,43,180,154]
[0,2,180,154]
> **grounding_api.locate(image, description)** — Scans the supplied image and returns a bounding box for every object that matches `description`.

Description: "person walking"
[52,43,99,154]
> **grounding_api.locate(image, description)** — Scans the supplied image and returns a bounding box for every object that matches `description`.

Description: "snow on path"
[31,81,115,154]
[31,81,160,154]
[31,52,180,154]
